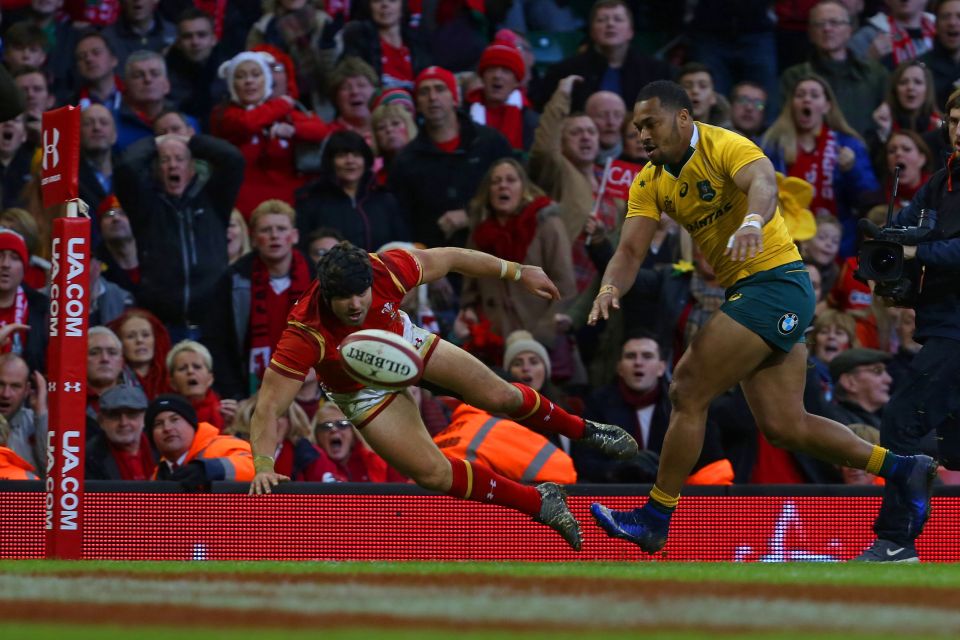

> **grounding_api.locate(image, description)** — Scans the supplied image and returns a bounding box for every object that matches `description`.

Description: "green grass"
[2,559,958,588]
[3,560,959,640]
[0,623,929,640]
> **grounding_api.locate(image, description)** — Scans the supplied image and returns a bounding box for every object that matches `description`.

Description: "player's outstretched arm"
[589,216,657,325]
[412,247,561,300]
[248,368,301,495]
[727,157,779,261]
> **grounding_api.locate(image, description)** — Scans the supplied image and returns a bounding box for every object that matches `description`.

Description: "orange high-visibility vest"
[0,447,39,480]
[434,405,576,484]
[153,422,255,481]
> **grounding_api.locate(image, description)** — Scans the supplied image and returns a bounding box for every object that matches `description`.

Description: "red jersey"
[269,249,424,392]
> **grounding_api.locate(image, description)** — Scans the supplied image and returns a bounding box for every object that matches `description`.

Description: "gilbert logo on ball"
[339,329,424,389]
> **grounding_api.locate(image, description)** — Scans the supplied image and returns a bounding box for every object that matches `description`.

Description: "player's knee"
[473,381,520,413]
[758,415,802,449]
[668,372,704,412]
[410,457,451,492]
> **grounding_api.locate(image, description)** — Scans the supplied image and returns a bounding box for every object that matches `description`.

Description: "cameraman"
[856,88,960,562]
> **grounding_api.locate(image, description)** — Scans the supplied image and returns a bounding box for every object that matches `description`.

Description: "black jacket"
[894,161,960,342]
[572,378,727,483]
[388,112,513,248]
[85,431,158,480]
[209,249,311,399]
[78,156,114,249]
[831,399,883,430]
[534,46,674,112]
[0,143,34,209]
[165,45,229,131]
[341,20,432,85]
[114,134,244,329]
[710,385,843,484]
[20,285,48,374]
[296,172,411,252]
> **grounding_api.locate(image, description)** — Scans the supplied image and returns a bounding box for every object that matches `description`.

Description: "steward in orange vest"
[433,404,576,484]
[0,446,39,480]
[148,395,254,488]
[0,415,39,480]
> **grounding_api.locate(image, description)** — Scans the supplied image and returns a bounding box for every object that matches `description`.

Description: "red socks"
[509,383,586,439]
[444,455,541,516]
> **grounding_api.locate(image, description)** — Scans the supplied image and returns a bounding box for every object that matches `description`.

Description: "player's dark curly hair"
[316,241,373,300]
[636,80,694,115]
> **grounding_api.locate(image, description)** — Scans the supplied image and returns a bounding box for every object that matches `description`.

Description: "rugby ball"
[339,329,424,389]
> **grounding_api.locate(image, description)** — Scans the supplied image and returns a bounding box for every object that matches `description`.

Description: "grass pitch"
[2,560,958,639]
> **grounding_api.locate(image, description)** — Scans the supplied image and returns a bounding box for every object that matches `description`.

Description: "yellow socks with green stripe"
[865,445,913,480]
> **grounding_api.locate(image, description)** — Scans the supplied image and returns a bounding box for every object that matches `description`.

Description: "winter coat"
[388,112,513,248]
[211,98,331,215]
[461,202,576,344]
[534,45,674,113]
[296,172,411,252]
[341,20,432,88]
[114,134,244,330]
[153,421,254,482]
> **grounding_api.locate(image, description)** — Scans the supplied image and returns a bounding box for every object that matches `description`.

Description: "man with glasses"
[779,0,888,133]
[729,81,768,142]
[312,399,406,482]
[86,384,156,480]
[828,348,893,429]
[86,326,135,421]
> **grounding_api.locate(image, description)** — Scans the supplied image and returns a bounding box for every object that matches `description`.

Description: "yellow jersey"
[627,123,801,288]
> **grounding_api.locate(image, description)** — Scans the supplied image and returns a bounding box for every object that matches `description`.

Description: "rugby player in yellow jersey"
[588,80,938,555]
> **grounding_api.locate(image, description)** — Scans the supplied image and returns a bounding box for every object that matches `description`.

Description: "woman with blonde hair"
[369,98,417,185]
[763,74,880,257]
[211,50,331,217]
[807,309,859,402]
[167,340,233,432]
[226,209,251,265]
[456,158,576,365]
[230,394,337,480]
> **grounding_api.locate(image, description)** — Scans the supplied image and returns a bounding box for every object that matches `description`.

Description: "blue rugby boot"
[590,501,671,554]
[897,454,939,539]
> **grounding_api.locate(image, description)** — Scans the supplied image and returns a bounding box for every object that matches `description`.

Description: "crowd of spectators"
[0,0,955,487]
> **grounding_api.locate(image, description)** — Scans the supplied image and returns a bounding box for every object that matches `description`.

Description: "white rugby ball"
[339,329,424,389]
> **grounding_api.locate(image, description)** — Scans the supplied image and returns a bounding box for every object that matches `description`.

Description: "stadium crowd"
[0,0,955,490]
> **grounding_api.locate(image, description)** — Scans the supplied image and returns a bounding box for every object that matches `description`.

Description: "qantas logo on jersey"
[684,201,734,233]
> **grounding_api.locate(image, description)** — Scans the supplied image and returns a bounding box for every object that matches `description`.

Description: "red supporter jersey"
[269,249,424,392]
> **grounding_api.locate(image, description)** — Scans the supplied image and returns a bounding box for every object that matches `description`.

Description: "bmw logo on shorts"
[778,312,799,335]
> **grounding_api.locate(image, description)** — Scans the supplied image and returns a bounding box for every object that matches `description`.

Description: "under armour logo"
[47,382,56,392]
[63,381,81,392]
[414,337,424,348]
[486,479,496,500]
[42,128,60,170]
[543,402,555,422]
